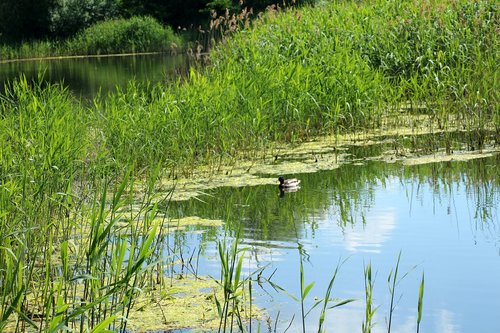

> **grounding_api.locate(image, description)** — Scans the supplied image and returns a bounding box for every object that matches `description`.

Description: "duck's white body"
[278,176,301,188]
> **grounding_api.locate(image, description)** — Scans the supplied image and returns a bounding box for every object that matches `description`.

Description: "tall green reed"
[362,262,376,333]
[214,235,258,333]
[92,0,497,177]
[386,251,421,333]
[417,272,425,333]
[387,252,401,333]
[0,77,174,331]
[316,258,355,333]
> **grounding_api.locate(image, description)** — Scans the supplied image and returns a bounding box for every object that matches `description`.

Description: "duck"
[278,176,301,188]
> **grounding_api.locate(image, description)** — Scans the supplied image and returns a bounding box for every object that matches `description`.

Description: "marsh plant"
[93,0,498,174]
[0,170,166,331]
[214,237,253,333]
[0,77,171,331]
[362,262,377,333]
[67,16,182,55]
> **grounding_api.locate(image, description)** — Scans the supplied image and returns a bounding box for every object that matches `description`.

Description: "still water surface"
[167,156,499,333]
[0,53,189,99]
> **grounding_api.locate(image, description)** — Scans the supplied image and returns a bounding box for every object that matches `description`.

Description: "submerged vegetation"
[0,0,499,331]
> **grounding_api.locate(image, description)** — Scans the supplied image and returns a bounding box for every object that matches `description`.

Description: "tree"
[50,0,119,38]
[119,0,212,29]
[0,0,55,41]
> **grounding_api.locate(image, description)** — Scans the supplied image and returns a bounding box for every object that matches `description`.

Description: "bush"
[67,16,182,55]
[50,0,119,38]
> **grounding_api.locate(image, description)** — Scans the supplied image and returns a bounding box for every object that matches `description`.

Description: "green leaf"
[417,272,425,324]
[328,298,357,309]
[303,282,315,300]
[90,315,119,333]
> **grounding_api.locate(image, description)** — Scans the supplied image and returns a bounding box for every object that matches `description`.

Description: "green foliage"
[0,0,54,41]
[87,0,498,173]
[214,237,253,332]
[362,262,377,333]
[50,0,119,38]
[0,76,89,202]
[0,40,59,60]
[67,16,182,55]
[417,272,425,333]
[0,79,165,330]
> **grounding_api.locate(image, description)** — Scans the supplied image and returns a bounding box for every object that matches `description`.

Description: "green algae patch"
[114,214,224,234]
[161,123,498,201]
[164,216,225,231]
[401,148,499,166]
[126,275,258,332]
[169,174,279,201]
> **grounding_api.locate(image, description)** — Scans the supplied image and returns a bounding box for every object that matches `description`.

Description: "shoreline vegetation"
[0,16,183,61]
[1,0,499,331]
[0,51,173,65]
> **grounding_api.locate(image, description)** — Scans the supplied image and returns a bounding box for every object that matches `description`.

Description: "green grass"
[0,40,60,60]
[0,0,498,331]
[0,78,166,331]
[91,0,498,173]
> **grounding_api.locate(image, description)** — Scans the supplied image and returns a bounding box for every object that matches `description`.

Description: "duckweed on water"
[159,126,498,201]
[125,275,259,332]
[158,216,225,231]
[400,149,498,166]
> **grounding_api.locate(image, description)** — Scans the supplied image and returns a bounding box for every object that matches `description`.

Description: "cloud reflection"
[342,209,397,253]
[435,308,460,333]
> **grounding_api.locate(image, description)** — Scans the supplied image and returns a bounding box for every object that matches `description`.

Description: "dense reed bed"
[0,0,498,331]
[96,0,498,172]
[0,78,165,331]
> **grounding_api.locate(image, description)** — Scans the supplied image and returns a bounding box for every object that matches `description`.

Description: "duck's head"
[278,176,285,184]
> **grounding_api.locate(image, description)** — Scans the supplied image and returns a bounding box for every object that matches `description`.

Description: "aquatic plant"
[387,252,401,333]
[362,262,377,333]
[213,235,261,332]
[0,40,60,61]
[89,0,498,173]
[316,258,355,333]
[0,78,172,330]
[417,272,425,333]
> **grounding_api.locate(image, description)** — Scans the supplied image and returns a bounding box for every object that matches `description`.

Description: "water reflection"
[341,208,396,253]
[167,157,498,243]
[0,53,189,99]
[166,155,499,332]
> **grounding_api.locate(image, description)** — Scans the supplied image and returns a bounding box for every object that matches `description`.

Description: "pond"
[0,53,189,99]
[2,54,498,333]
[163,148,499,332]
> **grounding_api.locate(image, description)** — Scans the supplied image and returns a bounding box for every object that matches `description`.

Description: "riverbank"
[90,0,498,173]
[0,51,173,64]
